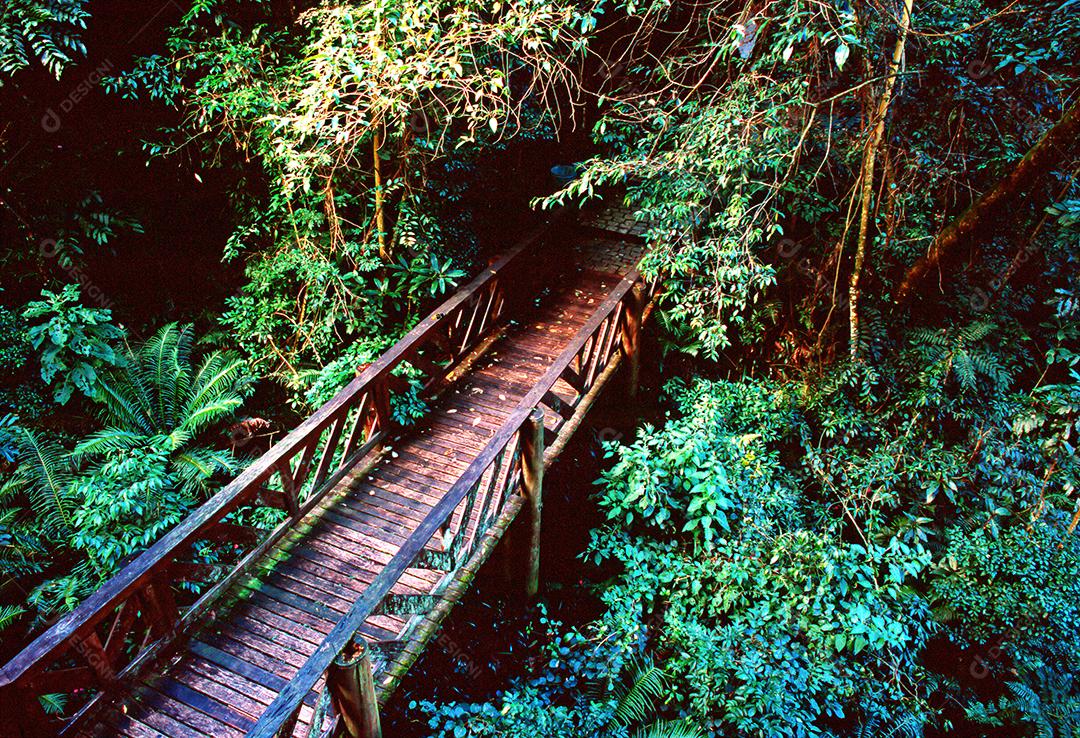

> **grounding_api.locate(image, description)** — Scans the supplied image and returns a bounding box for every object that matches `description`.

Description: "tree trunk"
[848,0,914,360]
[373,129,389,262]
[895,97,1080,304]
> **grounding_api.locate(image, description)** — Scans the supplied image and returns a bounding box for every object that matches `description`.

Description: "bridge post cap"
[334,636,369,667]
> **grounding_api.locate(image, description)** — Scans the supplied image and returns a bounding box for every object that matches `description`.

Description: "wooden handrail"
[0,215,564,697]
[246,268,643,737]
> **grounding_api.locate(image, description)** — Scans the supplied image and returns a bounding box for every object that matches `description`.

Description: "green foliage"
[10,426,77,539]
[589,378,935,737]
[104,0,594,389]
[966,643,1080,738]
[931,525,1080,676]
[78,323,250,497]
[535,0,1078,365]
[598,531,931,736]
[596,378,798,540]
[606,657,677,731]
[0,302,30,379]
[68,444,187,577]
[0,602,25,630]
[37,692,67,716]
[1,325,249,622]
[419,611,702,738]
[0,304,49,423]
[22,284,126,405]
[0,0,88,81]
[0,412,23,466]
[0,474,47,583]
[538,1,853,356]
[908,322,1012,396]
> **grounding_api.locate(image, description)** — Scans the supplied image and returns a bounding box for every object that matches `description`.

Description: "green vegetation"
[104,0,588,388]
[0,0,88,80]
[415,0,1080,736]
[23,285,125,405]
[1,0,1078,736]
[3,324,250,620]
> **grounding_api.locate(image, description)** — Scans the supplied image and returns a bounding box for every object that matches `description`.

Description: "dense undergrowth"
[414,0,1080,736]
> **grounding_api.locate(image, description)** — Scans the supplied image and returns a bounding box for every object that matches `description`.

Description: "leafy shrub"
[419,609,702,738]
[591,378,934,736]
[596,378,799,540]
[22,285,126,404]
[931,523,1080,679]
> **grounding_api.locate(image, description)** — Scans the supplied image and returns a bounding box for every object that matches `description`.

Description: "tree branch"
[895,96,1080,305]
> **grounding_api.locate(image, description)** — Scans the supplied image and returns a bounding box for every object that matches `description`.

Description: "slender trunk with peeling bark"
[373,128,388,262]
[896,97,1080,304]
[849,0,914,360]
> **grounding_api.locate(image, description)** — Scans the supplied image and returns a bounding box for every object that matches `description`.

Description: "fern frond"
[183,353,247,434]
[12,428,76,535]
[0,603,25,631]
[71,428,142,459]
[631,720,704,738]
[182,395,244,436]
[141,322,187,430]
[95,369,153,434]
[172,447,237,492]
[610,656,669,729]
[38,692,67,716]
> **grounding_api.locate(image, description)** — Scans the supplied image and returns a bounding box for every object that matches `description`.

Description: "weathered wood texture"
[0,213,648,738]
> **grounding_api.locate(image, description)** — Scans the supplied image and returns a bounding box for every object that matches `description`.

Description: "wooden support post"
[274,458,300,519]
[328,638,382,738]
[521,407,545,598]
[621,282,647,397]
[277,702,302,738]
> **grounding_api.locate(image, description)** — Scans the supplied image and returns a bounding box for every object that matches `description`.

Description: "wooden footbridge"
[0,207,653,737]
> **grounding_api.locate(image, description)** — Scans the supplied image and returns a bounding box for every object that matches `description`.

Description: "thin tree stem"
[849,0,914,360]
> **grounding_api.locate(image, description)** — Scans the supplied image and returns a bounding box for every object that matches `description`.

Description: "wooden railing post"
[275,702,302,738]
[621,282,647,397]
[373,377,393,438]
[521,407,545,598]
[275,458,301,520]
[73,631,115,686]
[327,638,382,738]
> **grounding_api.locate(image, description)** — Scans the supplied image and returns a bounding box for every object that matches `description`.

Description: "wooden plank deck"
[74,225,645,738]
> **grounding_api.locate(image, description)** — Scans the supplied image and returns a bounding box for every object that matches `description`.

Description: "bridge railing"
[0,216,567,734]
[249,267,651,738]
